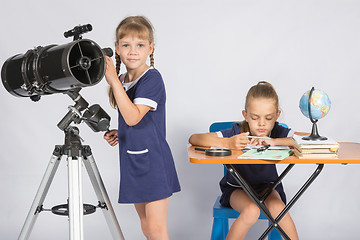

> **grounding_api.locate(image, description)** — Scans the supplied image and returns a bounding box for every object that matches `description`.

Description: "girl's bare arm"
[104,56,150,126]
[189,132,250,149]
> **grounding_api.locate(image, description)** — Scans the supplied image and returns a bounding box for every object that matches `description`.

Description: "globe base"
[302,135,328,141]
[302,122,328,141]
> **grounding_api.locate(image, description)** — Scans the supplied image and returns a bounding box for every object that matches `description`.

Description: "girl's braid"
[115,51,121,74]
[150,49,155,68]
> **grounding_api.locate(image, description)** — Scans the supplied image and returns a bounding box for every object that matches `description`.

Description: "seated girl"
[189,81,299,240]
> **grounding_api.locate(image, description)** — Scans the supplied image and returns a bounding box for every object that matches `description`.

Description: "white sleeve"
[287,129,295,137]
[133,97,158,111]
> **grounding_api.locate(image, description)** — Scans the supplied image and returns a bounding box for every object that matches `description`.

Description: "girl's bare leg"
[264,190,299,240]
[227,189,299,240]
[226,189,261,240]
[135,197,170,240]
[135,202,150,239]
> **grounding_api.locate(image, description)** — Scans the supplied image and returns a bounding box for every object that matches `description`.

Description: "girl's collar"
[119,67,152,91]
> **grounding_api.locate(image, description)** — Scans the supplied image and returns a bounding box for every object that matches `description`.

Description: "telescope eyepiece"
[102,48,113,57]
[64,24,92,39]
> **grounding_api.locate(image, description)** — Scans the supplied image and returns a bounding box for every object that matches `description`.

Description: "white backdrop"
[1,1,359,239]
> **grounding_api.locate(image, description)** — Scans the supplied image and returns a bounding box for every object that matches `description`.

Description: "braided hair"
[108,16,155,109]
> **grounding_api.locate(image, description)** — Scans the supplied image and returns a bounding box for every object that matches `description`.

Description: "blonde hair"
[240,81,279,134]
[108,16,155,109]
[245,81,279,112]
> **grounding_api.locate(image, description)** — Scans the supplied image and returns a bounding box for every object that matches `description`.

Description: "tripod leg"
[82,146,125,240]
[67,155,84,240]
[19,150,62,240]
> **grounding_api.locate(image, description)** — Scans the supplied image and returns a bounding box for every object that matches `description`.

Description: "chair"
[209,121,282,240]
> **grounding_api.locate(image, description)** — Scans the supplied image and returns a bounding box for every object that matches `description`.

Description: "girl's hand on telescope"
[104,56,118,86]
[104,129,118,146]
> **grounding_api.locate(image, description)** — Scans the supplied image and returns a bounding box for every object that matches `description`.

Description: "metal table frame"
[225,163,323,240]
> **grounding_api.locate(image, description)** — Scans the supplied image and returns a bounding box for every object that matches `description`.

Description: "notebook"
[238,149,292,161]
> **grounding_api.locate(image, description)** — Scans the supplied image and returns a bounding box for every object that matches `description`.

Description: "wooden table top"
[188,142,360,164]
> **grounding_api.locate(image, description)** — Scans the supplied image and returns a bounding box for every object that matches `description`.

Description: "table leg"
[225,164,289,240]
[225,163,324,240]
[261,164,295,203]
[260,164,324,239]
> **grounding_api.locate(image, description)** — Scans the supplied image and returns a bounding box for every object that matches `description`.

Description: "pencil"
[247,136,270,139]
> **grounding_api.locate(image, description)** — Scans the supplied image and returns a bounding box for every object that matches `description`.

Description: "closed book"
[292,134,340,149]
[293,148,338,159]
[298,148,338,154]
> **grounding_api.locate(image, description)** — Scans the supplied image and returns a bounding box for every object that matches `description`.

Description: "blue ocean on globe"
[299,89,331,120]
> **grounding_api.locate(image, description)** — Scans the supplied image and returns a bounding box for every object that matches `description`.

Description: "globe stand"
[302,87,328,141]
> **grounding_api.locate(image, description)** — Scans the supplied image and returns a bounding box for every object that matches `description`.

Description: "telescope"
[1,38,109,101]
[1,24,112,101]
[3,24,125,240]
[1,24,112,132]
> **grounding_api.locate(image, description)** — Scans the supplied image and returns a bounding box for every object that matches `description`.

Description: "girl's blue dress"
[117,69,181,203]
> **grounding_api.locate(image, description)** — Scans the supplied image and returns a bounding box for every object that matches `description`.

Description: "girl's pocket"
[126,149,150,176]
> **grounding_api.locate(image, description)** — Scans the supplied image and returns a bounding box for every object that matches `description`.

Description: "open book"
[238,149,291,161]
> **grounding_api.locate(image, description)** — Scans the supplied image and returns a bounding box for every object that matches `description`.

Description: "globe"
[299,87,331,140]
[299,89,331,120]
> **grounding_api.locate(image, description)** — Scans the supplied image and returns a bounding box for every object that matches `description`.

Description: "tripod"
[18,126,125,240]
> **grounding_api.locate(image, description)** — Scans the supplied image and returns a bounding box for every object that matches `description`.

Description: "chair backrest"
[209,122,235,133]
[209,121,288,133]
[209,122,236,176]
[209,121,288,175]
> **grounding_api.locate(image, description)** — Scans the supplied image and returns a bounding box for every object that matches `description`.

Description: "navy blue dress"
[117,68,181,203]
[218,122,292,207]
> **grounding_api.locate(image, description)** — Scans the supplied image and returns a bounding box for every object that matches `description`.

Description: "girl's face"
[115,34,154,71]
[242,97,280,137]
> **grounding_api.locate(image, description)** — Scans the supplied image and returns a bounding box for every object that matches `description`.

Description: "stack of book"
[292,134,340,159]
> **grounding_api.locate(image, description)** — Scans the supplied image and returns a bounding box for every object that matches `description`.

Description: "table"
[188,142,360,240]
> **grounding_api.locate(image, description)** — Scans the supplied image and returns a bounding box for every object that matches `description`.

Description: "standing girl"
[104,16,181,240]
[189,81,299,240]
